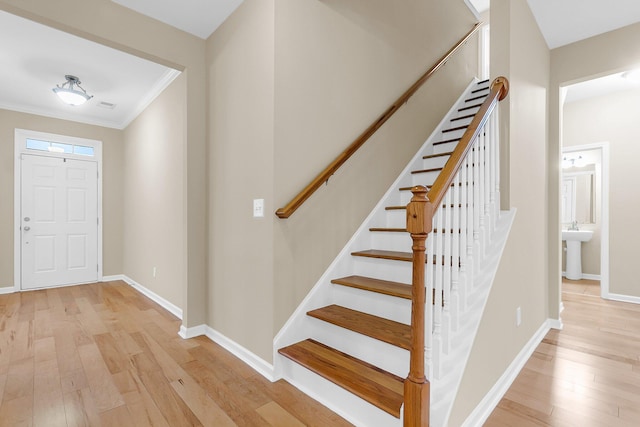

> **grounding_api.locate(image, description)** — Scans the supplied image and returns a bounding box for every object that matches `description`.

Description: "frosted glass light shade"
[53,87,91,106]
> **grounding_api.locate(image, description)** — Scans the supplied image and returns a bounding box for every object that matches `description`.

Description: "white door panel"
[21,154,98,289]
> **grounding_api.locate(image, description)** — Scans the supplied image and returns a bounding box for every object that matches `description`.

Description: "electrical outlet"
[253,199,264,217]
[516,306,522,327]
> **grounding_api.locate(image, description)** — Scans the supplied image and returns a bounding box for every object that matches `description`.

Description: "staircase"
[274,78,514,426]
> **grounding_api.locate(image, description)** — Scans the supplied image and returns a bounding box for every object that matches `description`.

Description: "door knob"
[23,226,30,231]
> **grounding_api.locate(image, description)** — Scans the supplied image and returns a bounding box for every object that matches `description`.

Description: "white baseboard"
[561,272,600,281]
[606,293,640,305]
[178,324,275,382]
[103,274,183,320]
[461,319,552,427]
[0,286,14,295]
[178,324,208,339]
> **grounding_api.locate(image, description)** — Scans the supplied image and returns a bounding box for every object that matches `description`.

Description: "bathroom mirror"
[562,164,596,224]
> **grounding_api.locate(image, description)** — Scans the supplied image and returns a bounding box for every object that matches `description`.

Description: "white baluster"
[450,170,461,331]
[473,136,482,271]
[432,204,444,378]
[424,218,435,380]
[459,154,470,308]
[442,190,452,353]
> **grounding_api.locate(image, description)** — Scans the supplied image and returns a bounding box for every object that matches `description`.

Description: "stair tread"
[423,151,453,159]
[307,305,411,350]
[433,137,461,146]
[459,102,483,112]
[278,339,404,418]
[411,167,443,174]
[331,275,411,299]
[352,249,460,266]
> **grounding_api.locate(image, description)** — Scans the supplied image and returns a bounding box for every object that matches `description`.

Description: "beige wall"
[450,0,551,423]
[206,0,276,359]
[272,0,479,340]
[550,22,640,302]
[0,0,208,326]
[0,109,124,286]
[564,90,640,295]
[122,74,186,308]
[205,0,479,362]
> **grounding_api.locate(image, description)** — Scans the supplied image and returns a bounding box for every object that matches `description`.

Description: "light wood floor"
[0,280,352,427]
[485,279,640,426]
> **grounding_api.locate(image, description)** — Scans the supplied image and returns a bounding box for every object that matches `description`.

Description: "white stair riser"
[307,317,410,378]
[331,284,412,325]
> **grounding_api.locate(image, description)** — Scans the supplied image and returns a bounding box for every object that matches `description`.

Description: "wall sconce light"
[52,75,93,106]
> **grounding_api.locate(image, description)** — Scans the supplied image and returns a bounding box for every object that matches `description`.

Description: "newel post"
[404,185,433,426]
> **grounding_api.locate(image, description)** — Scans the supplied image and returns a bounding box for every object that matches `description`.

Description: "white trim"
[605,293,640,305]
[101,274,125,282]
[561,271,601,281]
[547,318,564,330]
[14,129,103,292]
[203,326,275,382]
[119,275,183,320]
[178,324,208,339]
[461,320,553,427]
[0,286,14,295]
[464,0,481,20]
[121,69,181,129]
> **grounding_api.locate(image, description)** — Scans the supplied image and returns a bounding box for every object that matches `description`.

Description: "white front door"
[21,154,98,290]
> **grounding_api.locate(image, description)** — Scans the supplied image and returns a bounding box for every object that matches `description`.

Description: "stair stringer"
[272,79,496,427]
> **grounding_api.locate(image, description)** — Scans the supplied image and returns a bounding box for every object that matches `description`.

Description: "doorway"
[14,129,102,291]
[560,143,609,299]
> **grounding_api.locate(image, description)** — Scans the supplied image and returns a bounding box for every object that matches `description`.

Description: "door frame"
[14,128,103,291]
[561,142,610,299]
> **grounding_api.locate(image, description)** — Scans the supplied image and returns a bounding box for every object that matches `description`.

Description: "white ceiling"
[111,0,244,39]
[469,0,640,49]
[0,10,180,130]
[527,0,640,49]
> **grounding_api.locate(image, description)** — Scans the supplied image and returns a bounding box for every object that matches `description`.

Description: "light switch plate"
[253,199,264,217]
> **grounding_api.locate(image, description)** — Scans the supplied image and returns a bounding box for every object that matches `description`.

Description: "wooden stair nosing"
[399,182,466,191]
[442,124,469,133]
[411,167,443,175]
[423,151,453,160]
[472,86,490,93]
[433,137,461,146]
[331,275,411,299]
[278,339,404,418]
[307,305,411,350]
[458,102,483,112]
[351,249,461,266]
[369,227,462,234]
[451,113,476,122]
[465,94,488,103]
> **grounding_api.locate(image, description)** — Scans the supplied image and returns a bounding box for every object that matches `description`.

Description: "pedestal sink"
[562,230,593,280]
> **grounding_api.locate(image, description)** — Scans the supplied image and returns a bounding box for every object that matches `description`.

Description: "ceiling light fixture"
[562,155,584,169]
[52,75,93,106]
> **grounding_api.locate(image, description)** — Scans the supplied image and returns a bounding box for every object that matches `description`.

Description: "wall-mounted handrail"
[275,23,483,219]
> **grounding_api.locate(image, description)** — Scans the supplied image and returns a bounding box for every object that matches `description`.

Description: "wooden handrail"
[426,77,509,209]
[275,23,483,219]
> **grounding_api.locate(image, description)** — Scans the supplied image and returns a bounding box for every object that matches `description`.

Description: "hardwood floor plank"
[77,343,125,413]
[256,401,306,427]
[3,357,34,402]
[487,281,640,426]
[63,388,101,427]
[0,395,33,427]
[170,375,237,427]
[0,281,351,427]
